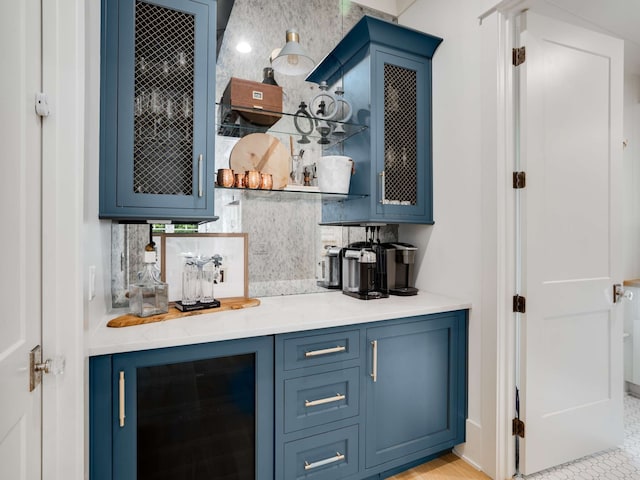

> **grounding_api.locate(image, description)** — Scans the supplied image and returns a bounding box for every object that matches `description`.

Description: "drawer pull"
[118,371,125,427]
[305,345,346,357]
[305,393,346,408]
[304,452,345,471]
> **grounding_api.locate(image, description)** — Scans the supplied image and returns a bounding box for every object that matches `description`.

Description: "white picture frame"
[159,233,248,302]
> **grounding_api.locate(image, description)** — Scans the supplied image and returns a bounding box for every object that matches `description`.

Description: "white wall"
[83,2,114,477]
[42,1,90,479]
[84,0,113,330]
[398,0,500,476]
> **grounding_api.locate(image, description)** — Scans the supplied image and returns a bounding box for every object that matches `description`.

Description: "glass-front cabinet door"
[90,337,274,480]
[373,50,430,221]
[100,0,216,222]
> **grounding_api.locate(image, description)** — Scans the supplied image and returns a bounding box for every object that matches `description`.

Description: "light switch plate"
[88,265,96,301]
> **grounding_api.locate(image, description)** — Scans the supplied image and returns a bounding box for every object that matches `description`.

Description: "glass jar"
[129,249,168,317]
[181,257,201,306]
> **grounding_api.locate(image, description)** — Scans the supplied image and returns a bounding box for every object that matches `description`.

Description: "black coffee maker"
[388,242,418,296]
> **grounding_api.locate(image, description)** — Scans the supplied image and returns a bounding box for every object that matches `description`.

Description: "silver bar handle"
[371,340,378,382]
[379,171,386,204]
[118,371,125,427]
[198,154,203,197]
[305,393,346,408]
[304,452,346,471]
[305,345,346,357]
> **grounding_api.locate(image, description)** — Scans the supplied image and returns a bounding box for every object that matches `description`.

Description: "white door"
[0,0,43,479]
[517,11,624,475]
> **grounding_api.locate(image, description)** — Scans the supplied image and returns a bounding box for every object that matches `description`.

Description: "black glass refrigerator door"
[98,337,273,480]
[136,354,255,479]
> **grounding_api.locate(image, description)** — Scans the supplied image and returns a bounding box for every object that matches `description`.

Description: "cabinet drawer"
[283,424,359,480]
[284,367,359,433]
[282,330,360,371]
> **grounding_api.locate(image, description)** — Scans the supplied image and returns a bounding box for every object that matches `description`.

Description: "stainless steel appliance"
[389,242,418,296]
[341,246,388,300]
[317,246,342,289]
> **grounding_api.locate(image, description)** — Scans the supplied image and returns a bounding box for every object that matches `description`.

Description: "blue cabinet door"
[89,337,274,480]
[100,0,216,221]
[364,311,467,469]
[370,47,432,223]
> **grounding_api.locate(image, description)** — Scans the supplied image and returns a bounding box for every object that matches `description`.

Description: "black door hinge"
[513,171,526,189]
[513,295,526,313]
[513,46,526,66]
[512,418,525,438]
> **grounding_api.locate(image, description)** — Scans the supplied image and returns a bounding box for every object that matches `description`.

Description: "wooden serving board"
[229,133,290,189]
[107,297,260,328]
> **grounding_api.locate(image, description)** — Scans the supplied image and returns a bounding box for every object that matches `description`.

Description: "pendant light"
[271,29,315,76]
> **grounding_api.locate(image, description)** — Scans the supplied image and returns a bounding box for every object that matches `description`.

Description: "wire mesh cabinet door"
[100,0,216,222]
[373,48,432,223]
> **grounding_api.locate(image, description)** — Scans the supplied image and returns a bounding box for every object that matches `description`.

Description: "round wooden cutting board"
[229,133,291,189]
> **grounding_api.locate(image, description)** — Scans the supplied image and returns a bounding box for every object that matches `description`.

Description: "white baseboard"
[452,418,485,472]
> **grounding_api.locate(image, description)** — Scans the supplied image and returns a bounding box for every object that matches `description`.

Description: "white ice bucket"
[317,155,354,194]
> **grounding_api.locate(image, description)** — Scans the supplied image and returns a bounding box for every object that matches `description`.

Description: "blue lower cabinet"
[90,311,468,480]
[89,336,274,480]
[365,311,468,470]
[275,311,468,479]
[283,425,360,480]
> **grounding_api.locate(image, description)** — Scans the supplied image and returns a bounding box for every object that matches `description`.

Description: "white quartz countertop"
[87,290,471,356]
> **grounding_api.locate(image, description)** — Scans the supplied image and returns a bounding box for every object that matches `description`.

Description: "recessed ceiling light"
[236,42,252,53]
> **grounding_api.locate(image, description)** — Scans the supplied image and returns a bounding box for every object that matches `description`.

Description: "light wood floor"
[388,453,491,480]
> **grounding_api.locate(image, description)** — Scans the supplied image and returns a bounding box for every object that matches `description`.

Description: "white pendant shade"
[271,29,315,76]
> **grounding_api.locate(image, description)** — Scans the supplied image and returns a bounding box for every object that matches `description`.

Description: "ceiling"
[219,0,640,75]
[352,0,416,16]
[524,0,640,75]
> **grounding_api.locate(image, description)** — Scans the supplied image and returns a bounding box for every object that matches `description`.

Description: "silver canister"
[319,246,342,289]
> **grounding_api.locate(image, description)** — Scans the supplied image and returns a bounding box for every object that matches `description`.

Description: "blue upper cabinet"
[100,0,217,222]
[307,16,442,225]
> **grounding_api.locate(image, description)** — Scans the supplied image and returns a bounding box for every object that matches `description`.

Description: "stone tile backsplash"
[112,198,398,304]
[192,189,397,298]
